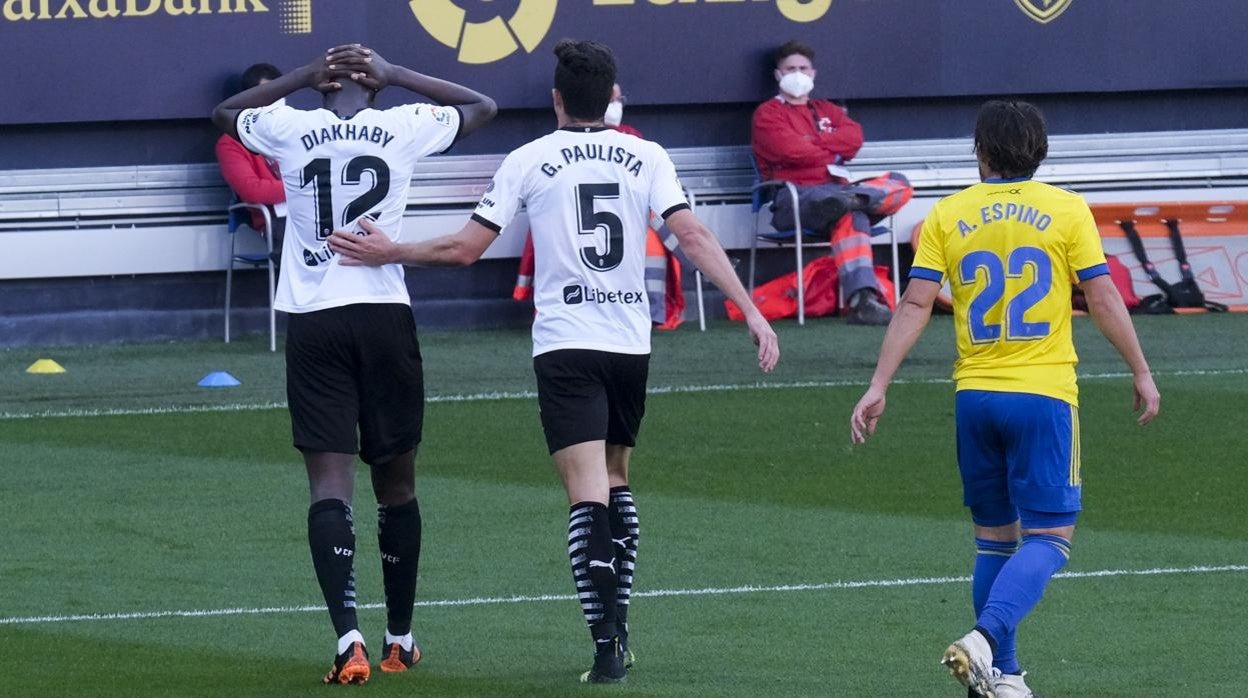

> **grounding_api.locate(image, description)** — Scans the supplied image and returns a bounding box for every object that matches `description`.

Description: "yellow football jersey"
[910,178,1109,405]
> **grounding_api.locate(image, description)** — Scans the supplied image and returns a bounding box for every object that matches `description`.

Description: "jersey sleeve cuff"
[660,203,691,220]
[1076,263,1110,282]
[471,213,502,234]
[909,266,944,282]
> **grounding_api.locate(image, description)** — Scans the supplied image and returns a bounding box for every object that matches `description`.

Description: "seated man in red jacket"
[751,40,912,325]
[216,62,287,261]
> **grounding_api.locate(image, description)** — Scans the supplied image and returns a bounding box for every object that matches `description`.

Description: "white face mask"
[778,72,814,99]
[604,100,624,127]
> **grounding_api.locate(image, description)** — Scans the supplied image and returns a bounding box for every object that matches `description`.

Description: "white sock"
[385,630,413,652]
[337,629,365,655]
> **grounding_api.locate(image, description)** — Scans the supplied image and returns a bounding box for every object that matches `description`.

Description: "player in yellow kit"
[850,101,1160,697]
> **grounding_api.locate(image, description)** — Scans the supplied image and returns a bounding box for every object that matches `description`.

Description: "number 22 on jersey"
[959,246,1053,344]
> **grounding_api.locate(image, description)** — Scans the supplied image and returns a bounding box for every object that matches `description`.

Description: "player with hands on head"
[212,44,496,685]
[330,38,777,685]
[849,100,1158,697]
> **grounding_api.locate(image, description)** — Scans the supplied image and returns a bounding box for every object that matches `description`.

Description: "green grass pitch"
[2,314,1246,696]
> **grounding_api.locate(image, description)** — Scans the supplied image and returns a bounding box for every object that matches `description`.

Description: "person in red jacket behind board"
[751,40,912,325]
[216,63,287,260]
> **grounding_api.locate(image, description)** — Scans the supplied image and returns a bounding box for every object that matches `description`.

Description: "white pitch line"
[2,367,1244,421]
[2,563,1244,627]
[0,401,290,420]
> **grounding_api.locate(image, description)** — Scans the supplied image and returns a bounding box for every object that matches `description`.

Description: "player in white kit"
[329,40,778,684]
[212,45,496,684]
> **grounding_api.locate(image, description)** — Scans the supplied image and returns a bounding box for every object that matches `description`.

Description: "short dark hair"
[240,63,282,93]
[553,39,617,121]
[774,40,815,67]
[974,100,1049,178]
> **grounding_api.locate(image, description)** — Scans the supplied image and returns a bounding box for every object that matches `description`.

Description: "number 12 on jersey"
[300,156,391,240]
[959,246,1053,343]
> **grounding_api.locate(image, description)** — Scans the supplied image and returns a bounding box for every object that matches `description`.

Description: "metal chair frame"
[224,201,277,352]
[746,165,902,325]
[747,178,828,326]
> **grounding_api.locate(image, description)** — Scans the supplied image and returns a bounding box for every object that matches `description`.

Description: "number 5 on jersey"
[576,183,624,272]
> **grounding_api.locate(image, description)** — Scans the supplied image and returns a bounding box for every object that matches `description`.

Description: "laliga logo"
[409,0,557,65]
[1013,0,1072,24]
[409,1,834,64]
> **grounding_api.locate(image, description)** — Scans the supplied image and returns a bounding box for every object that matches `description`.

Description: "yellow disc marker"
[26,359,67,374]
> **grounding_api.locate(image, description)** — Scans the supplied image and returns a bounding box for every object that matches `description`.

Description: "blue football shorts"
[955,389,1081,528]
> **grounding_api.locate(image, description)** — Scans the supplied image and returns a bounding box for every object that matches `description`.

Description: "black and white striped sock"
[567,501,618,648]
[608,487,639,631]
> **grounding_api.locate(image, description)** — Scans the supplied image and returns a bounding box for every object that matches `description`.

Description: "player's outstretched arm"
[342,47,498,137]
[211,45,364,138]
[664,209,779,372]
[850,278,940,443]
[1080,274,1160,425]
[329,218,498,268]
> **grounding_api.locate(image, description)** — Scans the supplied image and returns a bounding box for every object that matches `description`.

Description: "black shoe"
[846,290,893,326]
[579,638,627,684]
[618,624,634,670]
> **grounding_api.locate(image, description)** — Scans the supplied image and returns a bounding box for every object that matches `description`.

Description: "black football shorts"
[286,303,423,465]
[533,349,650,454]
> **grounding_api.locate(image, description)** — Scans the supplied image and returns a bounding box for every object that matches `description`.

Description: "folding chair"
[747,157,901,325]
[746,156,828,326]
[224,200,277,352]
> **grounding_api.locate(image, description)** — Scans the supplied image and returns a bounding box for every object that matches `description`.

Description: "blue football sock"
[973,538,1020,673]
[977,534,1071,652]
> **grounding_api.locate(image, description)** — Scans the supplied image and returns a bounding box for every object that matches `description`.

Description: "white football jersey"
[237,103,462,313]
[473,127,688,356]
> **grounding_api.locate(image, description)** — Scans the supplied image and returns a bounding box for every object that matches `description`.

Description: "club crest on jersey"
[1013,0,1073,24]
